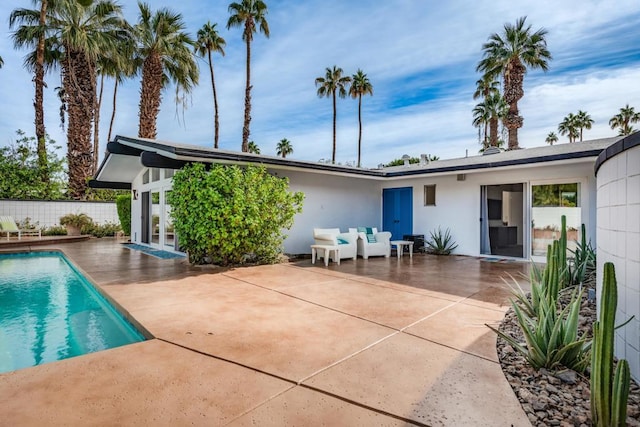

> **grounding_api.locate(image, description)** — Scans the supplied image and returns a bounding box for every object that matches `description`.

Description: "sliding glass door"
[531,182,581,260]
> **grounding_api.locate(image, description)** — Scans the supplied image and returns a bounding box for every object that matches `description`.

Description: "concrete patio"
[0,239,532,426]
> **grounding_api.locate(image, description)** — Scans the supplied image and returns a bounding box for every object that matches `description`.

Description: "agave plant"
[488,286,591,372]
[425,227,458,255]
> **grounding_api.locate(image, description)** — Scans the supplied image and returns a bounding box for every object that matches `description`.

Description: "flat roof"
[92,135,621,187]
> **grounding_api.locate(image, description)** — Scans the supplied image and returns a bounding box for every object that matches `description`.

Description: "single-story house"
[92,134,620,262]
[92,132,640,382]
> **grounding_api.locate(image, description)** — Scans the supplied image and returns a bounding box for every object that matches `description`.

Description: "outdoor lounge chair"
[0,216,42,240]
[312,228,357,261]
[349,227,391,259]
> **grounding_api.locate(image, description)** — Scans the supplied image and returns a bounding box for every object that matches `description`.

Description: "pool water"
[0,252,145,373]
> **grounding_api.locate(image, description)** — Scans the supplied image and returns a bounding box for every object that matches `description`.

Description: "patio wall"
[596,140,640,382]
[0,199,118,228]
[382,161,597,258]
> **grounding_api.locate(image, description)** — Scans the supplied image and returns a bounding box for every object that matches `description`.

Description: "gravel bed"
[496,281,640,426]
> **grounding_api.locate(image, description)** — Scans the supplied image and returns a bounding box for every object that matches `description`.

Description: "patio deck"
[0,239,532,426]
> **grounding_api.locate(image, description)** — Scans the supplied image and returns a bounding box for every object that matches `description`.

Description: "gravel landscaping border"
[496,280,640,426]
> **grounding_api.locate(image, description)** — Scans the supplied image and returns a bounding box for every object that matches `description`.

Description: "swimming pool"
[0,252,145,373]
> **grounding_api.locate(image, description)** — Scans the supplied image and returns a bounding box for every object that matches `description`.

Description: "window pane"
[531,183,580,257]
[151,168,160,182]
[424,185,436,206]
[142,170,149,184]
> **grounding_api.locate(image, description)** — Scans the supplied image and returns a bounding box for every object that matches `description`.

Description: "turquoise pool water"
[0,252,145,373]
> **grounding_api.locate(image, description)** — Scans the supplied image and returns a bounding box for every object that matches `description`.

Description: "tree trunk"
[64,48,96,199]
[107,79,118,142]
[489,117,499,147]
[242,35,251,152]
[35,0,49,188]
[332,90,337,164]
[208,50,220,149]
[93,73,104,175]
[357,94,362,168]
[138,51,163,139]
[502,60,525,150]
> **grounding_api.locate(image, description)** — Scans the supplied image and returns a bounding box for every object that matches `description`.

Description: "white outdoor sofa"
[312,228,357,262]
[349,227,392,259]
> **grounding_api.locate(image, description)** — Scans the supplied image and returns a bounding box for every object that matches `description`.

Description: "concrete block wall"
[0,199,119,228]
[596,143,640,383]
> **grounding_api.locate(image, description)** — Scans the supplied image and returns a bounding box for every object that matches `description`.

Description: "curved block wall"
[595,134,640,382]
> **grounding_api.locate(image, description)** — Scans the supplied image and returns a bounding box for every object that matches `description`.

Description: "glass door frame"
[529,177,585,264]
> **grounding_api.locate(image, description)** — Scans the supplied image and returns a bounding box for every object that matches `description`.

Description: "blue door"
[383,187,413,240]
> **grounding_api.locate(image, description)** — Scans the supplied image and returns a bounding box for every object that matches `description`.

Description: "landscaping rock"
[495,278,640,426]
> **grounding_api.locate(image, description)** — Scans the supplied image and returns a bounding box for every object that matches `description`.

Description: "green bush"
[167,163,304,266]
[82,221,121,238]
[116,194,132,235]
[43,225,67,236]
[60,213,93,228]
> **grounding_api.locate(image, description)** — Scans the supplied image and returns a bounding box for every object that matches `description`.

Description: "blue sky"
[1,0,639,168]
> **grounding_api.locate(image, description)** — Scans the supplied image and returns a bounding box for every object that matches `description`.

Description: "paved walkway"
[0,239,531,426]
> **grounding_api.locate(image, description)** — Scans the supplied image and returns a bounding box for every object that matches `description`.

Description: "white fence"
[0,199,119,228]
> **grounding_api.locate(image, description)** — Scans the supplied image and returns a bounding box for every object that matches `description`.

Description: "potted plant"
[59,213,93,236]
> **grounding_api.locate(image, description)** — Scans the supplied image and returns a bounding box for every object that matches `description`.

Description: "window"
[151,168,160,182]
[142,170,149,184]
[424,185,436,206]
[165,169,175,179]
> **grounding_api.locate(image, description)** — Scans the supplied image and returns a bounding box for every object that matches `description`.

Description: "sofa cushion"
[357,226,377,243]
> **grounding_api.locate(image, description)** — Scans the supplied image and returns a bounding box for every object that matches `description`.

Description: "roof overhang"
[90,135,619,189]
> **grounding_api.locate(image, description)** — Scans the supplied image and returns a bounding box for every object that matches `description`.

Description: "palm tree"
[558,113,579,143]
[10,0,51,186]
[545,132,558,145]
[45,0,127,199]
[135,2,199,140]
[477,17,551,150]
[575,110,593,141]
[349,69,373,168]
[486,93,507,147]
[315,65,351,164]
[473,74,500,148]
[473,74,500,100]
[227,0,269,152]
[472,102,490,149]
[0,56,3,68]
[106,37,138,143]
[609,104,640,136]
[247,140,260,154]
[93,34,136,174]
[276,138,293,158]
[195,22,226,149]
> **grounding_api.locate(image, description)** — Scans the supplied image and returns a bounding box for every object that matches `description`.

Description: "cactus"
[591,262,630,426]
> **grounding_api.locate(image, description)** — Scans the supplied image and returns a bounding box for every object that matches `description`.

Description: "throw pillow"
[337,237,349,245]
[357,226,377,243]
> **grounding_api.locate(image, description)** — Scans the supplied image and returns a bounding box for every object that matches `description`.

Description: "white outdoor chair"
[0,216,42,240]
[312,228,357,261]
[349,227,391,259]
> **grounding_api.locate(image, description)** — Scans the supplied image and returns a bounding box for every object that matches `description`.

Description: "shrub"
[60,213,93,228]
[42,225,67,236]
[425,227,458,255]
[116,194,132,235]
[82,221,121,238]
[167,163,304,266]
[569,224,596,286]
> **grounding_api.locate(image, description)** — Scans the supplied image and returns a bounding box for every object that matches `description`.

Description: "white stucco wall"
[382,161,597,258]
[596,144,640,382]
[0,199,119,227]
[277,170,382,254]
